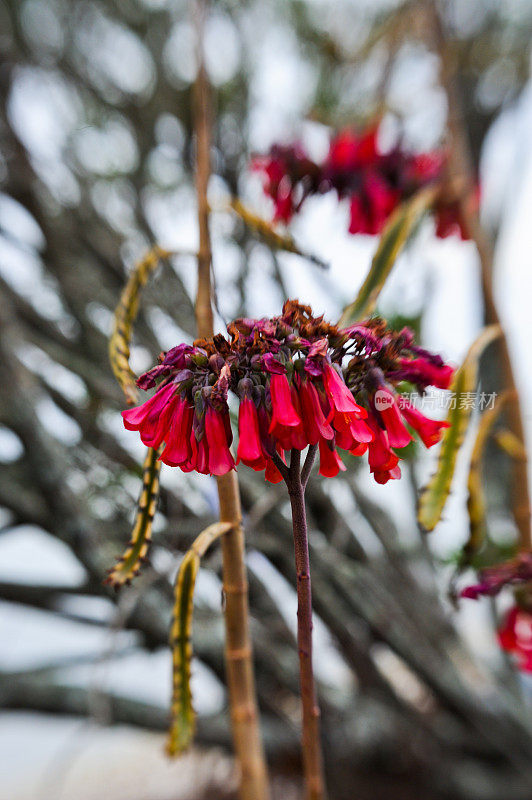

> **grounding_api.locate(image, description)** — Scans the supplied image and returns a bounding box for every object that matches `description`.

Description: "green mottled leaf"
[418,325,502,533]
[464,391,511,564]
[167,521,233,756]
[338,186,437,327]
[105,445,162,588]
[109,246,171,406]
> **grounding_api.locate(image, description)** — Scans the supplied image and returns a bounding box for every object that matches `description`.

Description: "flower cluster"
[253,125,470,239]
[461,551,532,673]
[122,300,452,483]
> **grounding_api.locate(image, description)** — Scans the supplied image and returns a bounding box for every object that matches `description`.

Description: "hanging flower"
[122,300,453,482]
[251,145,321,223]
[253,124,475,240]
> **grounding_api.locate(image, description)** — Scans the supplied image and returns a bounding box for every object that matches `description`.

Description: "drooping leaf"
[105,445,162,588]
[228,197,328,269]
[167,521,233,756]
[338,186,437,327]
[108,246,173,588]
[418,324,502,532]
[494,428,528,461]
[463,391,511,565]
[109,245,172,405]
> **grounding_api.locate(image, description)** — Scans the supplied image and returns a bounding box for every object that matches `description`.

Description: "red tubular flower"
[318,438,346,478]
[362,172,399,235]
[237,397,264,465]
[348,195,370,235]
[180,433,198,473]
[281,388,309,451]
[367,415,400,475]
[373,387,412,449]
[334,426,356,451]
[264,448,286,484]
[498,606,532,673]
[349,418,373,443]
[350,441,368,457]
[159,401,194,466]
[327,128,378,173]
[399,357,454,390]
[333,416,372,452]
[323,364,366,417]
[269,373,301,430]
[122,383,175,434]
[252,154,295,223]
[264,458,283,483]
[373,464,401,484]
[139,393,179,449]
[196,435,209,475]
[397,397,449,448]
[298,378,334,445]
[205,407,235,476]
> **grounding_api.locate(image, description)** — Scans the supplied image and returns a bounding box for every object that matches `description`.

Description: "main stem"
[193,5,269,798]
[426,0,531,548]
[286,448,325,800]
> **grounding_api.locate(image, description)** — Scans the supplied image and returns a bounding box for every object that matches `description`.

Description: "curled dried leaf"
[105,446,162,588]
[167,521,233,756]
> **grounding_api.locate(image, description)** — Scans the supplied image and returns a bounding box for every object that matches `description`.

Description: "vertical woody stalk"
[426,0,531,548]
[279,447,325,800]
[192,4,269,799]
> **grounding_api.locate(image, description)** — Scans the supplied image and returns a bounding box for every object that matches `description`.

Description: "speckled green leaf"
[464,391,510,563]
[167,521,233,756]
[338,187,437,327]
[105,445,162,588]
[418,325,502,533]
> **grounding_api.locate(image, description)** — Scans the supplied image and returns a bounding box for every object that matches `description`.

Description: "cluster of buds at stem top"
[461,551,532,673]
[122,300,453,484]
[253,123,474,239]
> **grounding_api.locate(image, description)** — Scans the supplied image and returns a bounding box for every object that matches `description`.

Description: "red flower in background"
[461,552,532,600]
[252,145,321,224]
[498,606,532,673]
[253,123,475,239]
[122,300,453,483]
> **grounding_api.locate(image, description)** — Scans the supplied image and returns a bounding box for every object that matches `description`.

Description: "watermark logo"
[374,389,394,410]
[401,390,498,412]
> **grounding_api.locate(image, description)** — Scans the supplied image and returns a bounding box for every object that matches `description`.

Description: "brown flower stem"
[192,3,269,798]
[426,0,531,548]
[285,448,326,800]
[301,444,318,489]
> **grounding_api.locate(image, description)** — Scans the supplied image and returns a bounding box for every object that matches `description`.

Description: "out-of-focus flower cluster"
[123,300,452,483]
[461,551,532,673]
[461,552,532,600]
[253,125,471,238]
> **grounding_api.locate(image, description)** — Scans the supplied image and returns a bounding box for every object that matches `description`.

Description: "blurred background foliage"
[1,1,532,798]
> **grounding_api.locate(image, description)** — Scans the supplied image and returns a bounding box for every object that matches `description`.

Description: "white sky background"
[1,1,532,796]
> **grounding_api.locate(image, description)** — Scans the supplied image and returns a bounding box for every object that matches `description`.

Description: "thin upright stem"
[286,448,326,800]
[192,3,269,798]
[301,444,318,489]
